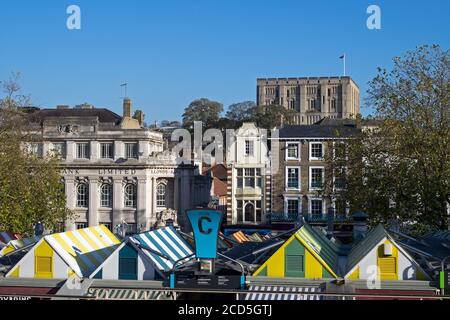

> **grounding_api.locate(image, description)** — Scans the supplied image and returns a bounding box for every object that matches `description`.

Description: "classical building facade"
[24,99,210,233]
[257,76,360,125]
[268,119,360,227]
[225,123,271,226]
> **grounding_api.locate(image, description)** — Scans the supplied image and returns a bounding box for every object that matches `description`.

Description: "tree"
[182,98,224,129]
[324,45,450,235]
[0,73,73,235]
[225,101,256,123]
[251,104,299,129]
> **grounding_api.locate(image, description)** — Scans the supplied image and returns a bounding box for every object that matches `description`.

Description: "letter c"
[198,216,212,234]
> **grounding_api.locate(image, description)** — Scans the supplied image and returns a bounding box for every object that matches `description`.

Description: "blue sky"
[0,0,449,122]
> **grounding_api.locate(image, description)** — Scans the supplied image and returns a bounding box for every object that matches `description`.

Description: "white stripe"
[45,237,83,277]
[83,228,110,250]
[58,233,96,272]
[147,232,180,261]
[156,229,190,259]
[165,228,193,255]
[136,235,171,270]
[94,226,116,246]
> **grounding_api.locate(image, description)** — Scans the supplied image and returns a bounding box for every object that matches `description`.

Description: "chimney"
[123,98,132,118]
[134,109,145,127]
[352,211,368,242]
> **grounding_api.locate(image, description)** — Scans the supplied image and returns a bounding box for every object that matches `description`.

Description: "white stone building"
[225,123,271,225]
[24,99,210,233]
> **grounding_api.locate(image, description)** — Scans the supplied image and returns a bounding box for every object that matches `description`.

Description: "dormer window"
[245,140,254,157]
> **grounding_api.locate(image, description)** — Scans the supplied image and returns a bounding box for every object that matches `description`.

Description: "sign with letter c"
[186,209,223,259]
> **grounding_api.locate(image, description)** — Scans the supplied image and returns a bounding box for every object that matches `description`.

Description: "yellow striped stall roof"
[44,225,120,278]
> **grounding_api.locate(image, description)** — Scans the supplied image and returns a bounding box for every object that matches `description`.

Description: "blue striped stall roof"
[130,227,194,271]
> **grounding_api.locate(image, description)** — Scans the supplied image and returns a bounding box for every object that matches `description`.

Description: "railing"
[266,213,352,224]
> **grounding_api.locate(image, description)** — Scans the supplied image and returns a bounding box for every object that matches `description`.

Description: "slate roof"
[296,224,341,273]
[278,124,359,139]
[345,224,387,274]
[26,108,122,125]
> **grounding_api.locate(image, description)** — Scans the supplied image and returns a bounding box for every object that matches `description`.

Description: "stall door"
[284,239,305,278]
[34,241,54,278]
[119,244,138,280]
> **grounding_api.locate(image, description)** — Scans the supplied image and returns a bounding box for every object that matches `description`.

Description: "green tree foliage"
[324,45,450,235]
[182,98,224,129]
[251,104,299,129]
[225,101,256,123]
[0,73,73,235]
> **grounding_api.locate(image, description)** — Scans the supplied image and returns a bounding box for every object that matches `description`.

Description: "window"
[286,167,300,190]
[76,183,88,208]
[52,143,66,159]
[125,223,137,235]
[334,199,348,216]
[286,143,300,160]
[76,143,90,159]
[76,222,88,229]
[286,199,300,214]
[310,167,324,190]
[124,184,137,208]
[285,254,304,277]
[309,142,323,160]
[245,140,254,157]
[28,143,43,158]
[237,168,262,189]
[237,200,262,224]
[156,183,166,207]
[100,184,112,208]
[331,98,337,111]
[100,143,114,159]
[310,199,323,216]
[125,143,138,159]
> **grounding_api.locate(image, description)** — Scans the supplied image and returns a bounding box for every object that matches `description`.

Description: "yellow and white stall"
[6,225,120,279]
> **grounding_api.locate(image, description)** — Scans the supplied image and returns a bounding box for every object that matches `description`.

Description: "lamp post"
[440,256,450,295]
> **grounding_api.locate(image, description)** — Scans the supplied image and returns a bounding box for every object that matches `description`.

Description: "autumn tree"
[0,72,72,235]
[323,45,450,235]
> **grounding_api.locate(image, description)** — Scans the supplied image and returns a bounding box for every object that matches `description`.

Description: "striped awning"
[244,285,323,300]
[130,226,194,272]
[87,288,175,300]
[231,231,250,243]
[45,225,120,278]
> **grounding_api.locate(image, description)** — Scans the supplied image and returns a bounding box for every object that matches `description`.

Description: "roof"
[277,124,359,139]
[0,235,41,257]
[230,231,250,243]
[26,108,122,125]
[203,164,228,181]
[130,227,194,271]
[346,224,387,274]
[222,239,283,265]
[0,232,20,244]
[43,225,120,277]
[296,224,340,273]
[212,177,227,197]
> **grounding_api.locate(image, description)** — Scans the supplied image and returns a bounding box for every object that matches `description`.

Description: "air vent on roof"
[56,105,70,110]
[75,103,94,109]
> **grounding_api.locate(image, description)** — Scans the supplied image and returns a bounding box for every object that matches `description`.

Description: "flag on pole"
[339,54,345,59]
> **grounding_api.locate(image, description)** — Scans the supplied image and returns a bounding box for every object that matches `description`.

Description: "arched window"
[124,184,136,208]
[76,183,88,208]
[100,184,112,208]
[156,183,166,207]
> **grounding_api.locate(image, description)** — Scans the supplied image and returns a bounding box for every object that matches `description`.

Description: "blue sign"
[186,209,223,259]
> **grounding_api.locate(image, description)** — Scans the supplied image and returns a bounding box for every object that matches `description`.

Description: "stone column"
[66,141,75,162]
[88,177,99,227]
[137,177,148,231]
[64,178,76,231]
[90,141,99,161]
[112,178,123,228]
[152,177,157,216]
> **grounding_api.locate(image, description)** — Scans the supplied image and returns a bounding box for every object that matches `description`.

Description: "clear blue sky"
[0,0,449,123]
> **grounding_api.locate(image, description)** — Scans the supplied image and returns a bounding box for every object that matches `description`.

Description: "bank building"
[23,98,211,233]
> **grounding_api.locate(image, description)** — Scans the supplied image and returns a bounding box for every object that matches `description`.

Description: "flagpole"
[343,54,346,76]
